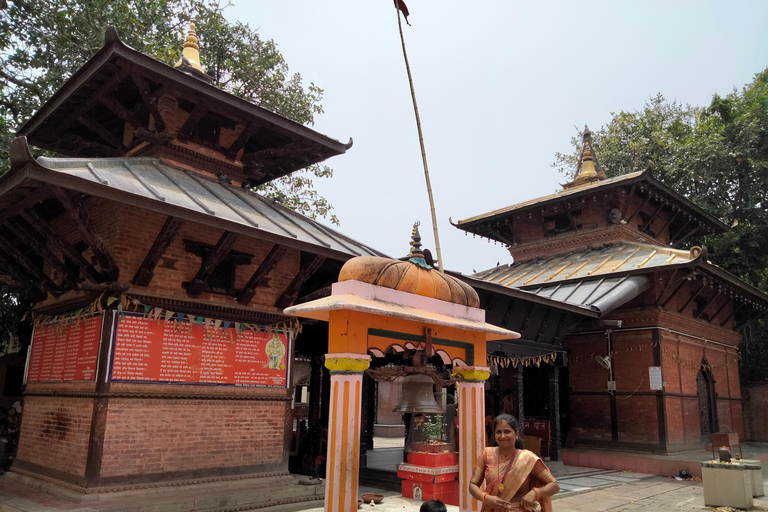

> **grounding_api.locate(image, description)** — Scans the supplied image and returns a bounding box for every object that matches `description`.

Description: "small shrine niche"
[404,402,457,455]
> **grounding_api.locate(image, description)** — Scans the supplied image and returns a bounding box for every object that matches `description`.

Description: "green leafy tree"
[553,70,768,382]
[0,0,340,351]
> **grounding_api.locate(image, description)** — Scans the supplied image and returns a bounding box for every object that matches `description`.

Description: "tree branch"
[0,68,44,97]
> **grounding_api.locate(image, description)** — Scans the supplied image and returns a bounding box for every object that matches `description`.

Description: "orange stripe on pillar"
[351,380,361,507]
[326,381,339,509]
[339,380,350,511]
[461,386,468,511]
[471,387,478,512]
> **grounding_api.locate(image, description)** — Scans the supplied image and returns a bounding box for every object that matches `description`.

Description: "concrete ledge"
[374,424,404,437]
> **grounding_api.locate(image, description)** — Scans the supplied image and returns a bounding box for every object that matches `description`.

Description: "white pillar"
[454,367,490,512]
[324,353,371,512]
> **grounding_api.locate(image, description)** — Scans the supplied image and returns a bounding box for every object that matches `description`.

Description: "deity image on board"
[264,332,286,370]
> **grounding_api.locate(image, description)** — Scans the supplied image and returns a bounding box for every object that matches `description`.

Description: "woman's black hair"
[491,413,524,449]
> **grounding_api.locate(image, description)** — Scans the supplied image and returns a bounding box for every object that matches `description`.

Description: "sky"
[225,0,768,275]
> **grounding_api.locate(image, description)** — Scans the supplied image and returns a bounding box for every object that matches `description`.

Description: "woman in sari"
[468,414,559,512]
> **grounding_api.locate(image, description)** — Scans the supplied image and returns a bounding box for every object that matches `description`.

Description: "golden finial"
[174,22,206,74]
[561,124,603,189]
[184,23,200,50]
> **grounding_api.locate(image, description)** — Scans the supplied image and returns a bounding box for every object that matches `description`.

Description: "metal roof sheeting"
[474,243,694,287]
[471,242,694,315]
[34,156,385,260]
[525,275,650,315]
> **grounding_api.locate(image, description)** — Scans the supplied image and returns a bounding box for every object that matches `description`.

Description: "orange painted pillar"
[454,367,491,512]
[324,353,371,512]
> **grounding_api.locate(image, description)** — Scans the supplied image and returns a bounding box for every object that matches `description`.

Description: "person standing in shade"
[468,414,559,512]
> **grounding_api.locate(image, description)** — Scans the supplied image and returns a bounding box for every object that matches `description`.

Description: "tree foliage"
[553,70,768,382]
[0,0,337,223]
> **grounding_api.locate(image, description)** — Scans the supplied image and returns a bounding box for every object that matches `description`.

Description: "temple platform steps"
[0,471,324,512]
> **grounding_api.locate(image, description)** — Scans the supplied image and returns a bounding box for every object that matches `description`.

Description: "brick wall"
[565,305,746,450]
[616,396,658,444]
[744,383,768,441]
[99,398,287,478]
[570,394,611,442]
[16,396,93,477]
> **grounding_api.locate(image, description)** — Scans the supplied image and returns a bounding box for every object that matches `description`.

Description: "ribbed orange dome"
[338,225,480,308]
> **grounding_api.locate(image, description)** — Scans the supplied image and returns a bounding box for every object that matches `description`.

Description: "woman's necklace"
[497,448,517,492]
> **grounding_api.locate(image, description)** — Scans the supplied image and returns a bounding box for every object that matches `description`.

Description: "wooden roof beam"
[237,244,287,305]
[100,94,143,131]
[20,208,103,284]
[660,271,695,308]
[620,182,637,219]
[0,233,61,296]
[77,116,126,150]
[655,269,679,305]
[3,219,80,290]
[53,187,119,280]
[625,192,651,223]
[672,224,701,248]
[640,200,666,233]
[483,225,513,246]
[708,296,733,324]
[720,303,743,328]
[177,102,209,143]
[695,288,723,320]
[226,121,260,161]
[61,133,119,157]
[657,207,680,239]
[187,231,239,296]
[132,216,184,287]
[46,67,131,141]
[0,254,47,299]
[275,254,326,309]
[678,278,708,314]
[130,73,166,133]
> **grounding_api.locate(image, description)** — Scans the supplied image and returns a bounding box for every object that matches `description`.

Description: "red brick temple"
[455,128,768,453]
[0,25,383,502]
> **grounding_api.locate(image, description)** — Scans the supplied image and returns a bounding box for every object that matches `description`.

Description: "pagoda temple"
[454,127,768,453]
[0,25,383,505]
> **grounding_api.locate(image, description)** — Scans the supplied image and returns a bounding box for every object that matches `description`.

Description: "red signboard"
[27,315,103,382]
[109,313,289,387]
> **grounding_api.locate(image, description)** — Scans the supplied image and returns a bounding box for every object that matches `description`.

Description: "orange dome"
[338,224,480,308]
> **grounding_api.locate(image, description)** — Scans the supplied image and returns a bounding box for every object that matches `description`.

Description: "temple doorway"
[697,360,718,442]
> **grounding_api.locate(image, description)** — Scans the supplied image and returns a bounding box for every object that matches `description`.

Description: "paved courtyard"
[334,470,768,512]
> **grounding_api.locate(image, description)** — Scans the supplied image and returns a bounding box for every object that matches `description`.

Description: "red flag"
[395,0,411,25]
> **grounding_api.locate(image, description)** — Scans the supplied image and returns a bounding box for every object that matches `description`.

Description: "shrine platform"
[562,442,768,479]
[0,471,324,512]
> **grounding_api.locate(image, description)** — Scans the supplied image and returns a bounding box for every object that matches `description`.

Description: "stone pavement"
[302,465,768,512]
[0,467,765,511]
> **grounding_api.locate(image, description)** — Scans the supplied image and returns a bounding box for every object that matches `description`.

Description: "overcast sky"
[225,0,768,275]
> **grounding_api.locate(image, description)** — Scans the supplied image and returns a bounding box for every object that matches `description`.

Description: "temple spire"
[174,23,212,83]
[562,125,606,189]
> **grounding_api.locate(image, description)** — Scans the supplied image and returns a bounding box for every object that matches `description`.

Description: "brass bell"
[393,374,443,414]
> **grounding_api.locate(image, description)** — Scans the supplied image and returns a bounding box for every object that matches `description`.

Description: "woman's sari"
[471,447,555,512]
